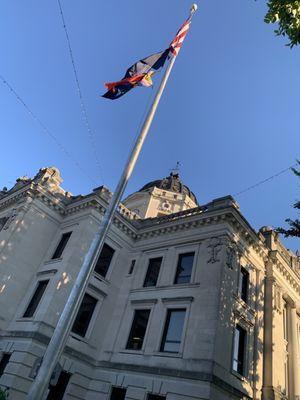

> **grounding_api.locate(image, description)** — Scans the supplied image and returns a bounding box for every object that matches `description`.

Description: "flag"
[102,12,193,100]
[169,16,191,57]
[102,49,169,100]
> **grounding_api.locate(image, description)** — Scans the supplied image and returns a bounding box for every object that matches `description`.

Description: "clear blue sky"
[1,1,299,251]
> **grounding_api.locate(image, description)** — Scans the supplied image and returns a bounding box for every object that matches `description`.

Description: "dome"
[139,173,198,205]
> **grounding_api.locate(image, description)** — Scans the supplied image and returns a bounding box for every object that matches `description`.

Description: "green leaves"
[0,388,9,400]
[277,161,300,238]
[265,1,300,47]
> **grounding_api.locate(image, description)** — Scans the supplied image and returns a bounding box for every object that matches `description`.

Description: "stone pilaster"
[262,274,276,400]
[289,304,300,399]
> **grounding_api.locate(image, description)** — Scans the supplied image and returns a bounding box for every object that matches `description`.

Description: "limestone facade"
[0,167,299,400]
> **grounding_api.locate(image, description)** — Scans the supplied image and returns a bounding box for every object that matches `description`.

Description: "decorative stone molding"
[207,237,223,264]
[273,283,283,313]
[2,208,18,230]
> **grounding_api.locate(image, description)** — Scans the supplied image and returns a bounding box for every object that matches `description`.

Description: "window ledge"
[92,272,110,285]
[231,369,248,382]
[44,258,63,265]
[16,318,34,322]
[152,351,183,358]
[69,333,89,344]
[130,283,200,293]
[120,349,145,355]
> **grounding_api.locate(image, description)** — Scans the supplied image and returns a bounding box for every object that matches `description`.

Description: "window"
[283,302,288,341]
[232,324,247,376]
[160,309,186,353]
[174,252,194,284]
[46,371,71,400]
[126,309,150,350]
[0,217,8,231]
[71,293,97,337]
[128,260,136,275]
[0,353,11,377]
[110,387,126,400]
[143,257,162,287]
[238,267,249,303]
[147,395,166,400]
[23,280,49,318]
[94,243,115,277]
[51,232,72,259]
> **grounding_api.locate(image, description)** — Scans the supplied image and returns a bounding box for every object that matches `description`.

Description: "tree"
[264,0,300,47]
[277,161,300,237]
[0,387,9,400]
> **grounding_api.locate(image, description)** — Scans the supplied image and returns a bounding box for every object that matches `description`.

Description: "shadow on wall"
[216,237,265,400]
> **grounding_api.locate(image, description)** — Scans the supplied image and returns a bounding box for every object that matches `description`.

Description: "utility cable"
[234,162,299,197]
[57,0,104,182]
[0,74,96,185]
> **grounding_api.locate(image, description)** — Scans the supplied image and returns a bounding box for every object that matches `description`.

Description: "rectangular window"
[232,325,247,376]
[160,309,186,353]
[126,309,150,350]
[283,301,288,341]
[71,293,97,337]
[94,243,115,277]
[0,353,11,377]
[147,395,166,400]
[238,267,249,303]
[23,280,49,318]
[51,232,72,259]
[46,371,71,400]
[143,257,162,287]
[128,260,136,275]
[174,252,194,284]
[110,387,126,400]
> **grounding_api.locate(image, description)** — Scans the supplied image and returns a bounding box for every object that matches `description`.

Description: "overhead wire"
[234,162,299,197]
[0,74,96,186]
[57,0,104,183]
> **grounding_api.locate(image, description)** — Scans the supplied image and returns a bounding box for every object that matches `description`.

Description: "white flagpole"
[26,5,197,399]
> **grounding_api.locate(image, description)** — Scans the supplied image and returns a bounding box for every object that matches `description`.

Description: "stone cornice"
[270,251,300,296]
[0,183,138,239]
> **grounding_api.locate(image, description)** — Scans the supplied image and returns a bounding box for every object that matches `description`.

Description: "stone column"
[262,275,275,400]
[289,304,300,399]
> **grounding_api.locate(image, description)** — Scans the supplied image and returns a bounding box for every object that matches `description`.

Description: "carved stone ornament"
[2,208,18,231]
[207,237,223,264]
[273,284,283,313]
[225,242,238,269]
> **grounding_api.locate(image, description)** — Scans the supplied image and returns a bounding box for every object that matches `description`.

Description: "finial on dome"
[170,161,181,176]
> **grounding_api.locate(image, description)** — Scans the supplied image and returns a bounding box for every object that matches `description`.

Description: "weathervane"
[170,161,181,176]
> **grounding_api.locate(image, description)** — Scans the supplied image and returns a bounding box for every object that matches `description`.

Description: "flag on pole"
[102,50,169,100]
[102,12,193,100]
[169,16,192,57]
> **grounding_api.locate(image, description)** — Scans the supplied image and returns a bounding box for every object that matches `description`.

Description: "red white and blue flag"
[169,17,191,57]
[102,16,192,100]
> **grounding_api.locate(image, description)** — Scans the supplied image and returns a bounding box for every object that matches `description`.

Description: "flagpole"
[26,5,197,399]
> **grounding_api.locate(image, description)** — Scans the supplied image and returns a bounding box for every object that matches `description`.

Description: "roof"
[139,173,198,205]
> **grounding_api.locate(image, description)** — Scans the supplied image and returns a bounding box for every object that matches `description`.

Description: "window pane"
[147,395,166,400]
[128,260,136,275]
[46,371,71,400]
[23,280,49,318]
[126,310,150,350]
[144,257,162,287]
[94,243,115,277]
[174,253,194,284]
[238,267,249,303]
[0,353,11,377]
[72,294,97,337]
[52,232,72,259]
[232,325,246,375]
[110,387,126,400]
[160,309,186,353]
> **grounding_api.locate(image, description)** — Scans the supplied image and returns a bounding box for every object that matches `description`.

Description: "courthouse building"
[0,166,299,400]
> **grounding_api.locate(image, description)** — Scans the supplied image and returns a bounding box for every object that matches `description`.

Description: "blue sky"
[1,1,299,251]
